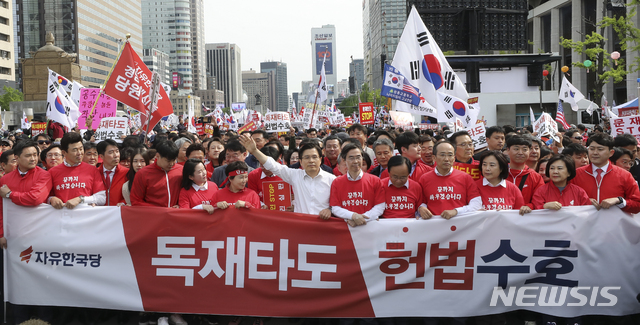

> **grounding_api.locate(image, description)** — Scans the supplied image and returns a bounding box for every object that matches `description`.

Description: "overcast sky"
[203,0,364,95]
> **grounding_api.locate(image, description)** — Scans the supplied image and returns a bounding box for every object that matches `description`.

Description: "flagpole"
[89,33,130,117]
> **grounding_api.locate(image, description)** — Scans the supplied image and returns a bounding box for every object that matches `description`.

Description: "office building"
[143,48,171,85]
[260,61,288,111]
[242,69,274,115]
[190,0,205,90]
[15,0,142,88]
[349,58,364,93]
[205,43,242,108]
[311,25,336,94]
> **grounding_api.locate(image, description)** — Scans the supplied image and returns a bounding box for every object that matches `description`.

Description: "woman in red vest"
[532,154,591,210]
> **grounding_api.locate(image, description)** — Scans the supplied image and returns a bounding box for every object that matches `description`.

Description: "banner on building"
[5,203,640,318]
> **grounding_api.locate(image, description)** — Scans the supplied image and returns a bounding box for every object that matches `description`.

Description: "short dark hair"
[155,140,180,160]
[186,143,206,158]
[0,149,14,165]
[13,140,39,158]
[40,144,61,163]
[375,130,395,142]
[181,158,205,190]
[614,133,638,148]
[265,140,284,159]
[306,128,317,134]
[395,131,419,152]
[562,143,588,157]
[449,131,472,146]
[419,135,433,144]
[225,140,247,153]
[343,138,362,148]
[84,141,98,153]
[323,134,342,148]
[478,150,510,180]
[546,154,577,181]
[387,155,411,175]
[505,134,532,148]
[261,146,280,161]
[340,143,364,160]
[35,133,50,141]
[363,151,372,170]
[433,141,455,156]
[96,139,118,156]
[298,143,323,160]
[225,160,249,180]
[347,123,367,136]
[251,130,268,139]
[60,132,83,152]
[587,133,614,149]
[564,129,581,139]
[611,147,633,165]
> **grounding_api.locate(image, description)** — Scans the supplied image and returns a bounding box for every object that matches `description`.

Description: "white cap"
[15,129,22,133]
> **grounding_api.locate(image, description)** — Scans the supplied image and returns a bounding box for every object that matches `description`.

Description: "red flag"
[103,42,173,130]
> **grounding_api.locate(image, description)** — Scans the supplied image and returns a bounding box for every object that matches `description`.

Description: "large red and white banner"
[4,203,640,318]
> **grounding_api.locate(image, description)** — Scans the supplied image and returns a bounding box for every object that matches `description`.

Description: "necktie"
[105,170,112,189]
[595,168,602,184]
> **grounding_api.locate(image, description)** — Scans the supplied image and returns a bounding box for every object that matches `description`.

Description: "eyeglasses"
[347,155,363,162]
[1,143,9,147]
[47,153,62,158]
[301,155,320,160]
[573,136,583,140]
[457,142,474,148]
[38,140,51,145]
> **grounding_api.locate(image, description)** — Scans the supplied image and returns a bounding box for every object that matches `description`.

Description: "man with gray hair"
[370,138,394,177]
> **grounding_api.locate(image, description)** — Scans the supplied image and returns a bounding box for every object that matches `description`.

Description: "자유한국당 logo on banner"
[19,245,102,267]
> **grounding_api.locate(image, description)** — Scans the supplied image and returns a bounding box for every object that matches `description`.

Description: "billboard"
[172,72,183,90]
[231,102,246,112]
[315,43,333,75]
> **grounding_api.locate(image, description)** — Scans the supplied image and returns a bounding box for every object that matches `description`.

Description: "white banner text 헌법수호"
[4,202,640,318]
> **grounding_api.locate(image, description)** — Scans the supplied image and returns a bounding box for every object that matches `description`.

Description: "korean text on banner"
[5,203,640,318]
[261,181,292,211]
[93,117,129,143]
[359,103,375,125]
[264,112,291,133]
[388,110,413,127]
[238,121,257,133]
[31,122,47,137]
[611,114,640,142]
[78,88,117,130]
[457,122,487,150]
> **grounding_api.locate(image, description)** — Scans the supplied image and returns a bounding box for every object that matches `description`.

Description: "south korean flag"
[437,92,472,126]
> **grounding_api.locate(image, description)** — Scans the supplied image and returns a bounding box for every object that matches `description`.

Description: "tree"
[0,86,23,111]
[560,1,640,105]
[338,83,386,117]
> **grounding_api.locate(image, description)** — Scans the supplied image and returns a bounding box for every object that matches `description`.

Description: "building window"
[0,50,10,59]
[0,17,8,25]
[0,67,11,75]
[0,1,7,9]
[0,33,8,42]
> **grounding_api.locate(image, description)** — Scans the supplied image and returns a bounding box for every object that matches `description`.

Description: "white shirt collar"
[260,171,276,179]
[347,169,364,181]
[63,159,81,167]
[387,179,410,189]
[435,167,453,177]
[103,165,116,173]
[592,162,609,174]
[192,182,208,191]
[18,168,28,176]
[482,177,507,188]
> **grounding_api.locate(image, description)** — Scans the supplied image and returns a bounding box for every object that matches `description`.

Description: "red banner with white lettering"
[359,102,375,125]
[103,42,173,130]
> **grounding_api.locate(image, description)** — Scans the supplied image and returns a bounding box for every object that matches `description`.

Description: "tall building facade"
[260,61,288,111]
[529,0,633,107]
[190,0,205,91]
[349,59,364,93]
[142,0,193,91]
[242,69,274,115]
[205,43,242,108]
[15,0,142,88]
[311,25,336,95]
[143,48,171,85]
[362,0,406,89]
[0,0,13,83]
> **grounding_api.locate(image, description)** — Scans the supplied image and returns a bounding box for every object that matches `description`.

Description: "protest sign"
[611,114,640,142]
[389,110,413,127]
[264,112,291,133]
[31,122,47,137]
[261,181,292,211]
[359,102,375,125]
[93,117,128,142]
[78,88,117,130]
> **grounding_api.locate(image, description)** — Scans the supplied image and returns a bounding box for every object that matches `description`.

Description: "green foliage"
[338,83,386,117]
[560,2,639,105]
[0,86,23,111]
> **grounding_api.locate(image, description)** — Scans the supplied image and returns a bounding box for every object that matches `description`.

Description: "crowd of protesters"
[0,117,638,325]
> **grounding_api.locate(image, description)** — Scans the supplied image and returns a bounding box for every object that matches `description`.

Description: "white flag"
[21,111,31,129]
[70,80,84,108]
[392,6,469,118]
[437,92,471,125]
[47,69,80,129]
[317,54,328,103]
[559,76,585,111]
[529,107,536,125]
[187,97,197,133]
